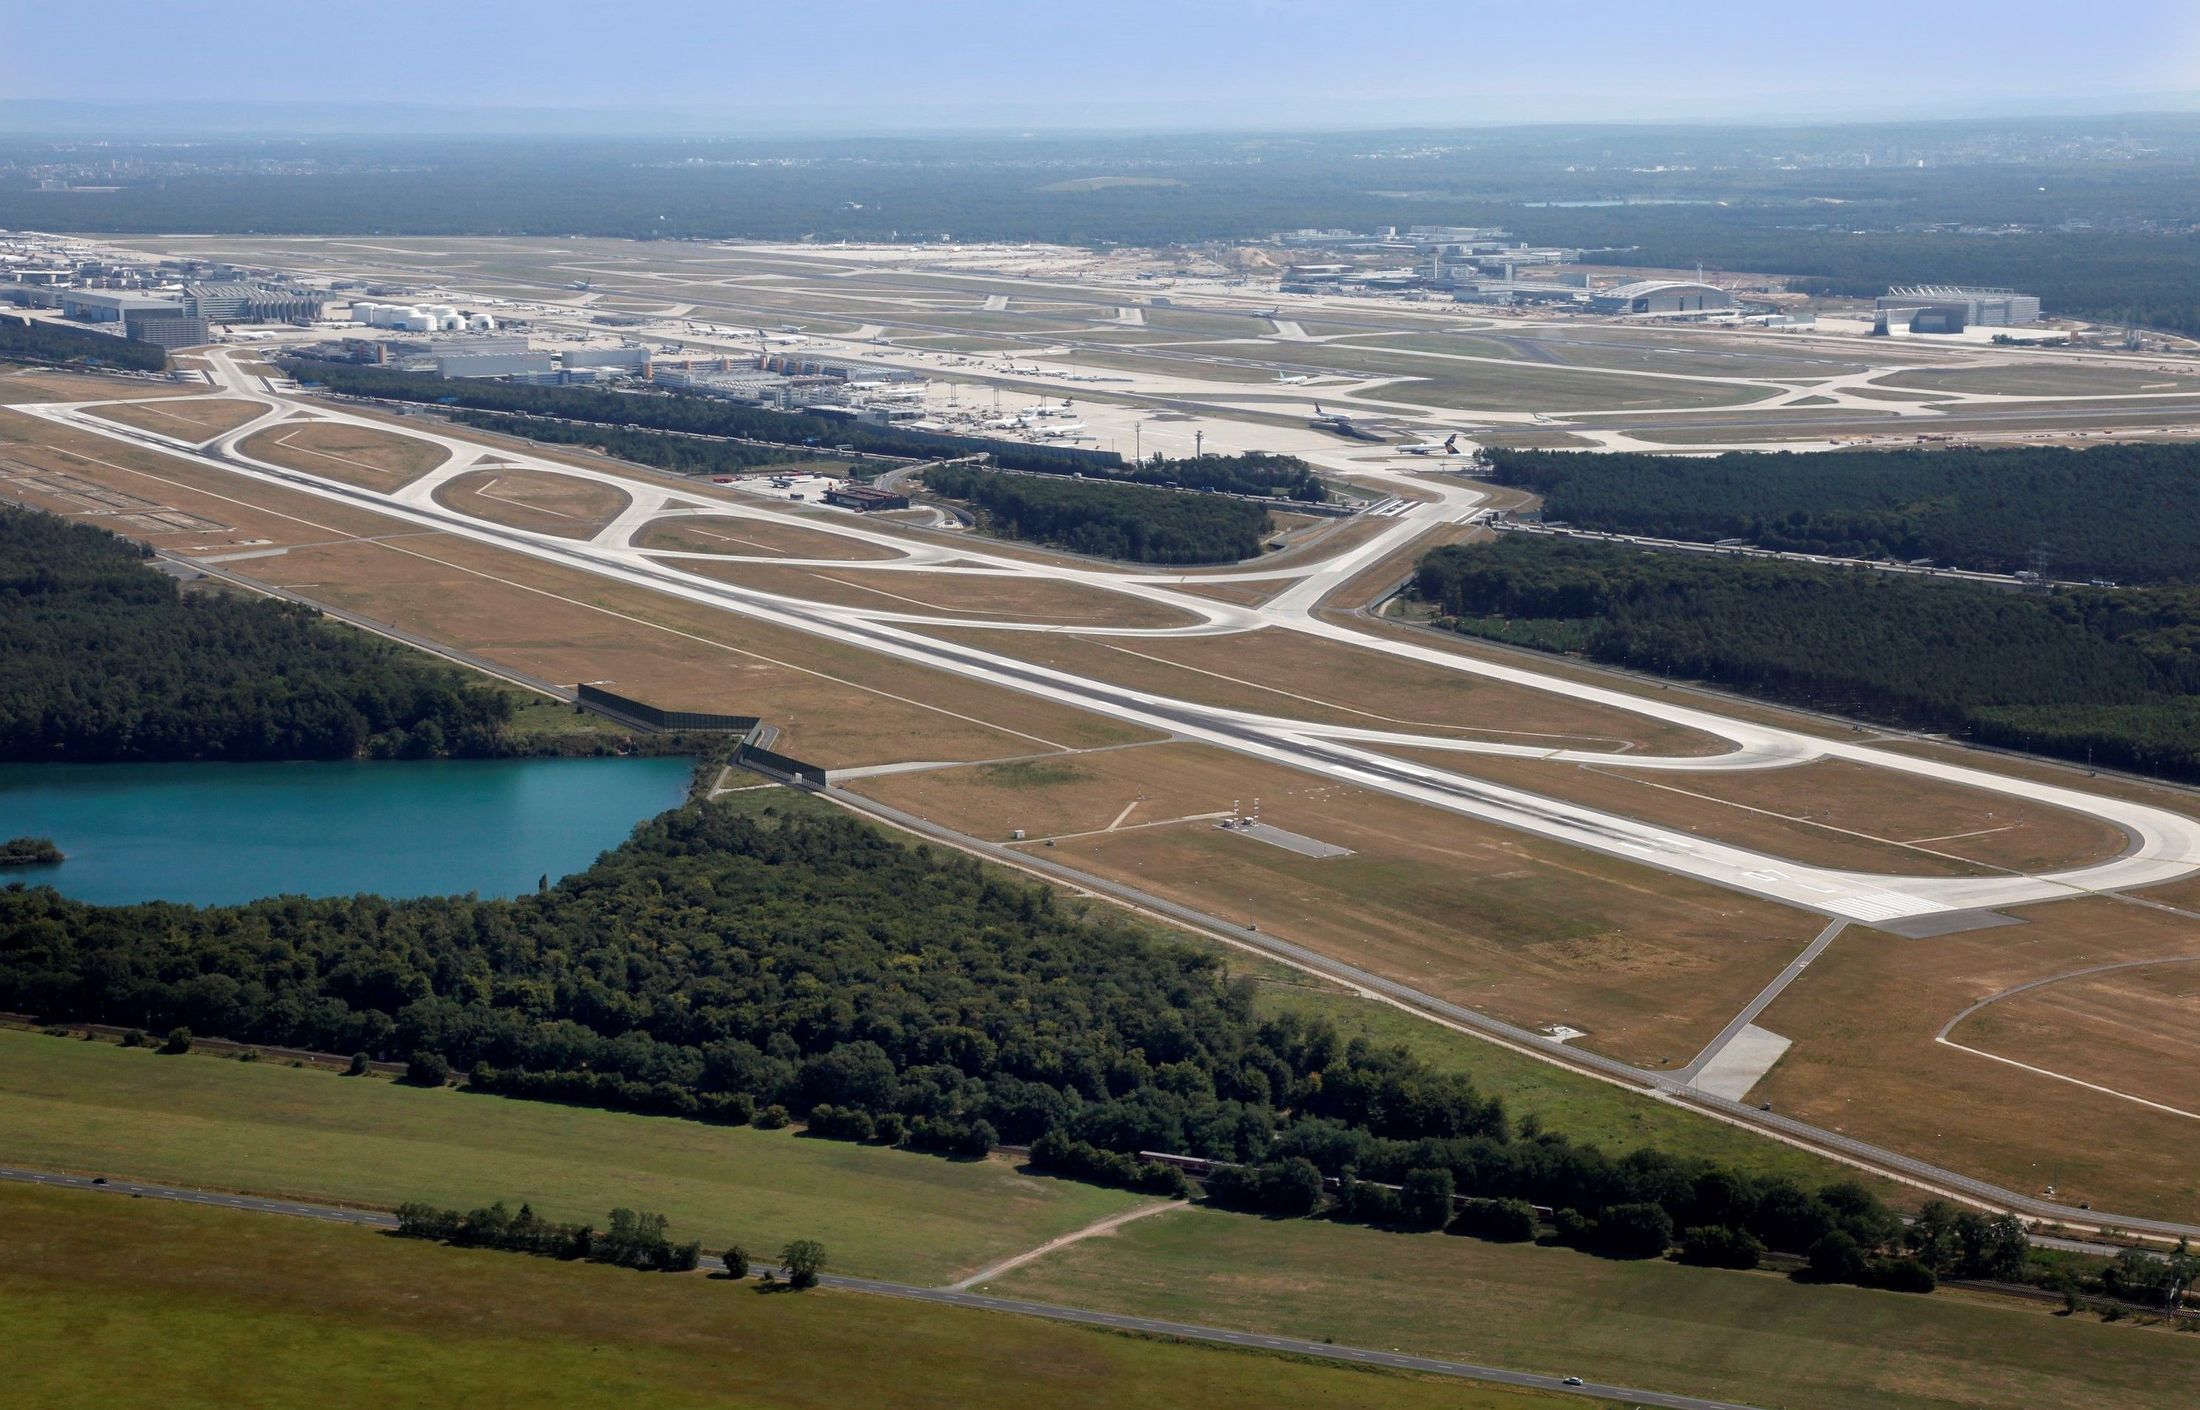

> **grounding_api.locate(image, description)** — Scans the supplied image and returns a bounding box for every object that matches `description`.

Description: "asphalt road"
[0,1165,1761,1410]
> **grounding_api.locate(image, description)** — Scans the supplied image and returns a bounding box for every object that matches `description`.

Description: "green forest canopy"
[0,794,1903,1264]
[924,463,1271,564]
[0,505,512,762]
[2,315,168,373]
[1415,535,2200,780]
[1479,443,2200,585]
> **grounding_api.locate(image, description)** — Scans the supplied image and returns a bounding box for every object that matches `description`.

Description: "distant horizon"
[4,94,2199,142]
[3,0,2197,136]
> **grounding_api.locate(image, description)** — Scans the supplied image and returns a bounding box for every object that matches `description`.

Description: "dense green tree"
[1399,1167,1456,1230]
[0,315,168,371]
[925,464,1271,565]
[1678,1225,1765,1269]
[1810,1230,1868,1284]
[781,1238,826,1289]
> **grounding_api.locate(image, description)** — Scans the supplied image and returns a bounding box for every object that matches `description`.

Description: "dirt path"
[945,1199,1181,1290]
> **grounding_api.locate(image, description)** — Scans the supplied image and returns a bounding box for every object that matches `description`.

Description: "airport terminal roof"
[1597,279,1726,299]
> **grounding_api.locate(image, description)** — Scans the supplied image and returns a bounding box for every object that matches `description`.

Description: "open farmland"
[2,1184,1566,1410]
[987,1205,2198,1410]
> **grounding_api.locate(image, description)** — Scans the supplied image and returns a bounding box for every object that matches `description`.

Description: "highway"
[0,1165,1765,1410]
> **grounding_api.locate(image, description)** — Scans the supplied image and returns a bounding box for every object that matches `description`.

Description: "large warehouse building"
[1589,280,1735,315]
[1876,286,2040,329]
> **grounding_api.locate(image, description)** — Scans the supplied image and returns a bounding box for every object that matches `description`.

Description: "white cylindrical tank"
[397,312,433,332]
[439,314,465,330]
[466,313,495,332]
[351,301,380,324]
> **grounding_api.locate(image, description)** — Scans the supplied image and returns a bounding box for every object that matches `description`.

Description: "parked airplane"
[1032,422,1087,438]
[1275,373,1312,385]
[1400,433,1461,456]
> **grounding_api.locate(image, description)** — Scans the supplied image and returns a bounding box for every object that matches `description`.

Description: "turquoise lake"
[0,756,694,906]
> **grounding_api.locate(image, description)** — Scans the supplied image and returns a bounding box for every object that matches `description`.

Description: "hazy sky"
[4,0,2197,131]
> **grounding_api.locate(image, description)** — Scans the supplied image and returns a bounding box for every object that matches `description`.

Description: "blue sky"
[3,0,2196,130]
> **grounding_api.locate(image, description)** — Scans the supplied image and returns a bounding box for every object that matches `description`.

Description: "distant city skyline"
[1,0,2196,133]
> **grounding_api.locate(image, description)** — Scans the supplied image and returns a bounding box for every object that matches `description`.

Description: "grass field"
[987,1205,2199,1410]
[914,625,1728,755]
[850,741,1826,1066]
[239,418,452,490]
[1881,363,2197,397]
[434,467,632,539]
[2,1184,1573,1410]
[0,1027,1141,1286]
[1949,957,2200,1116]
[1753,897,2200,1220]
[633,513,906,561]
[1406,755,2127,879]
[671,560,1200,628]
[85,396,268,440]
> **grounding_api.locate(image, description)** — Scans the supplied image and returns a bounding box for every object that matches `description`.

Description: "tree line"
[446,412,826,478]
[924,463,1271,564]
[1118,452,1327,503]
[1479,444,2200,586]
[395,1199,702,1272]
[1414,536,2200,779]
[0,315,169,372]
[291,363,1122,476]
[0,795,1911,1279]
[0,506,516,762]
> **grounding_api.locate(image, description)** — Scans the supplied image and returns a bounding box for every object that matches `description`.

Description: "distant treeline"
[0,795,1911,1272]
[0,505,512,762]
[292,363,1118,475]
[1481,444,2200,585]
[0,315,168,372]
[925,463,1270,564]
[1415,536,2200,779]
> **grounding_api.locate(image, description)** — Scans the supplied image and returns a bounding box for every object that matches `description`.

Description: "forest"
[1480,443,2200,585]
[445,412,822,477]
[1414,536,2200,779]
[923,463,1271,564]
[293,363,1121,475]
[0,505,514,762]
[0,314,168,372]
[0,794,1906,1263]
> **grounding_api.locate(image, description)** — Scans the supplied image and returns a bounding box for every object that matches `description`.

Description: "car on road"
[1562,1376,1584,1386]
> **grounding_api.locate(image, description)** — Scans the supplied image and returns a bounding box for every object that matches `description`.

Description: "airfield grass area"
[670,559,1201,629]
[230,532,1155,764]
[985,1204,2197,1410]
[0,1185,1572,1410]
[1881,362,2198,397]
[1404,755,2126,879]
[0,367,203,404]
[240,418,451,490]
[1948,957,2200,1117]
[0,1027,1139,1286]
[434,467,631,539]
[915,625,1728,755]
[849,741,1824,1066]
[631,513,905,561]
[84,396,267,440]
[1753,896,2200,1220]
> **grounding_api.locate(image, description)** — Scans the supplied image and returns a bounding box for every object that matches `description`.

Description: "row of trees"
[394,1200,702,1272]
[291,362,1121,476]
[0,315,168,372]
[1414,537,2200,780]
[0,506,517,762]
[1479,444,2200,585]
[924,463,1271,564]
[1117,452,1327,503]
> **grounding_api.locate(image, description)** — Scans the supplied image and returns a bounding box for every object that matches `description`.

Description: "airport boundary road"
[0,1166,1761,1410]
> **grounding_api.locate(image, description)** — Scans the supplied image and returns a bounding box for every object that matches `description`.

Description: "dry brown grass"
[1396,756,2127,878]
[1951,957,2200,1115]
[669,560,1201,628]
[631,514,903,561]
[240,420,451,490]
[850,742,1823,1065]
[0,370,202,405]
[433,467,630,539]
[918,625,1726,756]
[1753,896,2200,1219]
[85,398,268,440]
